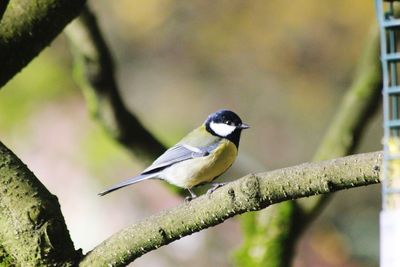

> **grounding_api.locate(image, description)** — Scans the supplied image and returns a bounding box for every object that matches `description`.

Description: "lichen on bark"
[0,141,80,266]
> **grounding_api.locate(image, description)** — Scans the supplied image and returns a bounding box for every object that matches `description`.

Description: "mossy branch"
[297,24,381,217]
[65,5,165,161]
[234,25,381,267]
[0,0,86,88]
[0,141,80,266]
[65,5,185,196]
[80,151,382,267]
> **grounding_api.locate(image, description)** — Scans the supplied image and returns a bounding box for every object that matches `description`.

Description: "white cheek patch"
[210,122,236,137]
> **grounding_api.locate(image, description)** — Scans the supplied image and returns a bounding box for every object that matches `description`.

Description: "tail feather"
[98,173,158,196]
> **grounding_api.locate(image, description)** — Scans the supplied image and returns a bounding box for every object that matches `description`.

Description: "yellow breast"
[161,139,238,189]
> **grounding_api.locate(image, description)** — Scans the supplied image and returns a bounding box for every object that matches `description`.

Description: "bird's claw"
[185,189,197,202]
[206,182,226,197]
[185,196,194,202]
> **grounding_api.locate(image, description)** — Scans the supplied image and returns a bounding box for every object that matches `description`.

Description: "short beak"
[240,123,250,129]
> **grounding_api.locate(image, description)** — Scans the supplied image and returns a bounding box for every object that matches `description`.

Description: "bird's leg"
[185,188,197,202]
[206,182,227,196]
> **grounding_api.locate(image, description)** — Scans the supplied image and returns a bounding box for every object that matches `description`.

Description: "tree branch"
[313,26,381,160]
[0,141,80,266]
[296,24,381,221]
[234,24,382,267]
[80,151,382,266]
[0,0,86,88]
[65,5,165,161]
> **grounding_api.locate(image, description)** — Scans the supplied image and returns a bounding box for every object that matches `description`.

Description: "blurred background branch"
[0,141,79,266]
[300,25,381,216]
[65,5,189,196]
[65,5,165,161]
[234,25,381,267]
[81,151,381,267]
[0,0,86,87]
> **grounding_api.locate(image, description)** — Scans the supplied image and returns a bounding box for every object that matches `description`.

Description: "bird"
[99,109,249,199]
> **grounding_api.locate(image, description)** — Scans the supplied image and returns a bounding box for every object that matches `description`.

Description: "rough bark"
[0,141,80,266]
[80,152,382,267]
[234,25,381,267]
[0,0,86,87]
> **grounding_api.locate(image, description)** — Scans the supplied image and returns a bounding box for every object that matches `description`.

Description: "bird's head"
[205,109,249,146]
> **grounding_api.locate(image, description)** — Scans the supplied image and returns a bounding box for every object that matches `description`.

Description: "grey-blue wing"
[141,142,220,175]
[99,140,221,196]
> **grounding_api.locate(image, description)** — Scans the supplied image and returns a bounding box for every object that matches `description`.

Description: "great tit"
[99,109,249,198]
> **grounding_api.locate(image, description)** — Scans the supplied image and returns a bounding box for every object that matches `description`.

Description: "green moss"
[234,202,297,267]
[0,245,15,266]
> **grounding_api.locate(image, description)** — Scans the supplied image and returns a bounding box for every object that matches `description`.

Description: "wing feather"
[141,141,220,174]
[99,127,222,196]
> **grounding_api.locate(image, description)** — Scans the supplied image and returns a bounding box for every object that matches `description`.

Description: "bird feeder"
[376,1,400,266]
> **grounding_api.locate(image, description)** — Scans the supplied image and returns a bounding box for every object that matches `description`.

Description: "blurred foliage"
[80,125,136,178]
[0,46,76,131]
